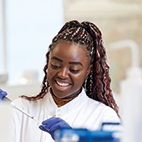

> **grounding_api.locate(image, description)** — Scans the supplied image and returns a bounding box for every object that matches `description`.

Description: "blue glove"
[39,117,72,139]
[0,89,7,101]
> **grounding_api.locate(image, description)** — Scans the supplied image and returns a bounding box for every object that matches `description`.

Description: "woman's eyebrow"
[69,62,83,66]
[51,56,63,62]
[51,57,83,66]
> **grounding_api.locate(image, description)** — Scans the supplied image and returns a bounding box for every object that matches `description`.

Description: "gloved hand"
[0,89,7,101]
[39,117,72,140]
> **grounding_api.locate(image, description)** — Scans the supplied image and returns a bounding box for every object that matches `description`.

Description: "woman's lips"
[54,80,71,91]
[56,80,70,86]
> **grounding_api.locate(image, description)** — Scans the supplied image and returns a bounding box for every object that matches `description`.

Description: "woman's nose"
[58,68,69,79]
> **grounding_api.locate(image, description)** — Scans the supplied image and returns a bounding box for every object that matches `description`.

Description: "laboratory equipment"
[54,123,122,142]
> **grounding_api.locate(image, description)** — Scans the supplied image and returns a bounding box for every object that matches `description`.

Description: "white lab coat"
[9,88,120,142]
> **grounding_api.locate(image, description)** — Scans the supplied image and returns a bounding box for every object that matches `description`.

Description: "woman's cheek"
[47,68,57,80]
[47,68,52,81]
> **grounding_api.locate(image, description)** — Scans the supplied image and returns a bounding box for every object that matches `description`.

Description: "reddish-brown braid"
[20,20,119,117]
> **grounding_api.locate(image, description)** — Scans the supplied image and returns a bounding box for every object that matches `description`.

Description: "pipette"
[2,96,49,131]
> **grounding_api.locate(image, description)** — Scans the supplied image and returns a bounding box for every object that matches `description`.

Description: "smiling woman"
[47,41,91,99]
[1,20,121,142]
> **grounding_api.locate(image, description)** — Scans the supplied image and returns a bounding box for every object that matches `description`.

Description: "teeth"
[56,81,69,86]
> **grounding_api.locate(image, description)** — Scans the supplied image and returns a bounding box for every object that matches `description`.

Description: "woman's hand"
[0,89,7,101]
[39,117,72,139]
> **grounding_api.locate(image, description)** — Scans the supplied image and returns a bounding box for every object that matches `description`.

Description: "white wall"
[6,0,64,83]
[0,0,64,100]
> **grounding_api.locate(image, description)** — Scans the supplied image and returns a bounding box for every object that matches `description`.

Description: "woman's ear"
[86,64,93,77]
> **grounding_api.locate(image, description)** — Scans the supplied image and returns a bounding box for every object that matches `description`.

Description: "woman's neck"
[50,88,81,107]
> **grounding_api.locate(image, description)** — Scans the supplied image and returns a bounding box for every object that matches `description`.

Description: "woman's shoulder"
[12,94,48,110]
[82,92,120,122]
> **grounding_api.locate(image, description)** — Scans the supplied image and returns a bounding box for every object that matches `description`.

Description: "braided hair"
[21,20,119,116]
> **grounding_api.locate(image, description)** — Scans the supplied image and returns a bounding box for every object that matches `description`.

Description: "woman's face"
[47,41,91,99]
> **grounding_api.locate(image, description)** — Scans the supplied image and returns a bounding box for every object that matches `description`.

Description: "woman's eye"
[70,69,80,73]
[51,64,60,69]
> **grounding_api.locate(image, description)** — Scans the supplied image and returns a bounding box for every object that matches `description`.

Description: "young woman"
[0,20,120,142]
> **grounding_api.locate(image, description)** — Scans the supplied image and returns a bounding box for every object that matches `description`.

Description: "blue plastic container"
[54,123,122,142]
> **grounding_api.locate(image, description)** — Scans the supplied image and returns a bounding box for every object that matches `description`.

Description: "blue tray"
[54,123,122,142]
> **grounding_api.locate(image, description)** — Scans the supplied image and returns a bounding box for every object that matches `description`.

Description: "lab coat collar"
[44,87,88,118]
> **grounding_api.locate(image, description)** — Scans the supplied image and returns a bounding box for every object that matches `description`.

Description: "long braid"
[81,22,119,116]
[20,20,119,116]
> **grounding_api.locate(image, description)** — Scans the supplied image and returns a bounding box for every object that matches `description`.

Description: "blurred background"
[0,0,64,100]
[0,0,142,104]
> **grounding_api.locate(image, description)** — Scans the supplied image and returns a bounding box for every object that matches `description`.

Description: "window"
[0,0,64,83]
